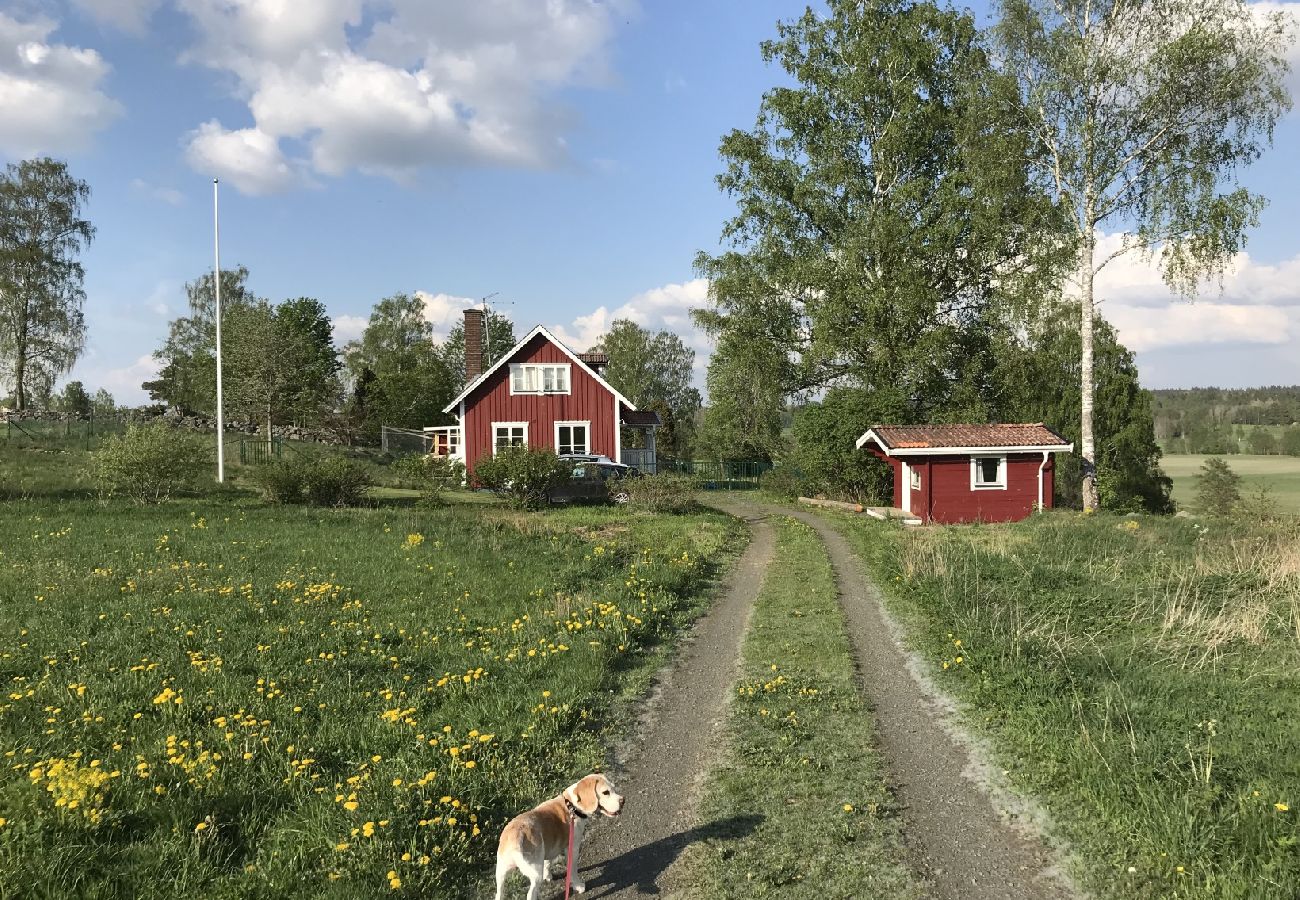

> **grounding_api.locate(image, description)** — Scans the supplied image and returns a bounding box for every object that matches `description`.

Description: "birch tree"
[0,159,93,409]
[995,0,1292,510]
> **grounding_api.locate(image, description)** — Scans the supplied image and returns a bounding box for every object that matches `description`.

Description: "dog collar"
[564,796,590,820]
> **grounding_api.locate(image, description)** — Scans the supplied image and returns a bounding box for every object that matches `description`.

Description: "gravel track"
[769,502,1079,900]
[560,508,776,898]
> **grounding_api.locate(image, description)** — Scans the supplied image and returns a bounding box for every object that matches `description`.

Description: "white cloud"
[87,354,162,405]
[176,0,633,193]
[0,13,121,156]
[1107,302,1292,352]
[185,121,305,194]
[69,0,163,34]
[550,278,714,383]
[130,178,185,206]
[330,314,368,345]
[417,291,479,341]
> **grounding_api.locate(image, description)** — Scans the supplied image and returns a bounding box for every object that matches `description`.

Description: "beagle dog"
[494,773,624,899]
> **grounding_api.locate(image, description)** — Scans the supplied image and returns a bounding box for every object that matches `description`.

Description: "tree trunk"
[1079,226,1099,512]
[266,406,273,453]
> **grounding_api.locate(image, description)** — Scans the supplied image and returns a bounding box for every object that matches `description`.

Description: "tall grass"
[843,512,1300,899]
[0,497,741,898]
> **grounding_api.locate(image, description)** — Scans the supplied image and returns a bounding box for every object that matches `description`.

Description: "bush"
[473,447,568,509]
[625,473,698,513]
[1195,457,1242,517]
[393,454,466,506]
[759,466,803,500]
[251,454,373,507]
[91,425,210,504]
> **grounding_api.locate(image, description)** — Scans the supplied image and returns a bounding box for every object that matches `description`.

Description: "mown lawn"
[1162,453,1300,514]
[837,511,1299,899]
[679,516,920,899]
[0,496,741,898]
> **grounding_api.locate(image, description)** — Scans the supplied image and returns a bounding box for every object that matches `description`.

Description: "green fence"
[658,457,772,490]
[239,437,284,465]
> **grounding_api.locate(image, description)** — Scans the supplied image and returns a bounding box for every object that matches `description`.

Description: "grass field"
[0,495,741,898]
[1162,454,1300,514]
[678,517,920,898]
[840,512,1300,899]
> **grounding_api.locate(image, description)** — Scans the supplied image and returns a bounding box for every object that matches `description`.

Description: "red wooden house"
[856,424,1073,524]
[430,310,659,478]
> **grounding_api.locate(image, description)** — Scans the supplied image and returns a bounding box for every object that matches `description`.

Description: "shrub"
[251,454,374,507]
[251,458,307,504]
[759,466,803,500]
[393,454,466,506]
[1195,457,1241,517]
[473,446,568,509]
[625,473,698,513]
[91,425,210,504]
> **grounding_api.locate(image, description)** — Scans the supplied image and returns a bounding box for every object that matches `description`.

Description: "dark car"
[547,459,639,505]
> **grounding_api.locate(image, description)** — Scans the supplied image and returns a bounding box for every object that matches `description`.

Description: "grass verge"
[829,510,1299,900]
[677,516,921,899]
[0,497,742,898]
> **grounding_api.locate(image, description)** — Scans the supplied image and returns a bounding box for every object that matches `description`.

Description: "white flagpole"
[213,178,225,483]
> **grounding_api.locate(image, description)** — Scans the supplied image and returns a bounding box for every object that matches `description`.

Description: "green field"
[1162,454,1300,514]
[842,511,1300,899]
[0,494,740,898]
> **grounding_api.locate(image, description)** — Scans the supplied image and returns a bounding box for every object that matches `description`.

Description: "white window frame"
[910,467,921,491]
[554,420,591,456]
[970,454,1007,490]
[509,363,571,396]
[492,421,529,454]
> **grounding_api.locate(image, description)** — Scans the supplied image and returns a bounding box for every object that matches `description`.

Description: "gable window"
[510,363,570,395]
[492,422,528,453]
[555,421,590,456]
[970,455,1007,490]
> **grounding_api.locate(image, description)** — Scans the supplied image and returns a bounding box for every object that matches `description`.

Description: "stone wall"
[0,407,352,446]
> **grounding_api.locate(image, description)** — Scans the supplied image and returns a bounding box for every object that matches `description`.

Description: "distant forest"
[1152,386,1300,455]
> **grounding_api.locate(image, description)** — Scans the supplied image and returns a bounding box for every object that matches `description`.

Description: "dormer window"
[510,363,570,395]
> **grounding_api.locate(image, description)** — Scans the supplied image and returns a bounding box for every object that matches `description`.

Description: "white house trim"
[969,454,1008,491]
[900,461,912,513]
[554,420,591,455]
[491,421,529,454]
[613,396,622,464]
[443,324,636,413]
[458,400,466,462]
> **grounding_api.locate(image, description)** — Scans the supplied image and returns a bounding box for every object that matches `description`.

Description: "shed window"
[493,422,528,453]
[510,364,570,395]
[970,455,1007,490]
[556,421,589,456]
[909,468,921,491]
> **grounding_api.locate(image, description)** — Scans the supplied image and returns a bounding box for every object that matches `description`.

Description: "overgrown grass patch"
[678,517,920,898]
[835,511,1300,900]
[0,497,742,898]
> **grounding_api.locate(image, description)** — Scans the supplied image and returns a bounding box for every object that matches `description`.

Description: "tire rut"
[557,507,776,898]
[760,501,1078,900]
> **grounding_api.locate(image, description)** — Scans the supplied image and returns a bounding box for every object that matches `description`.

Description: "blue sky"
[3,0,1298,405]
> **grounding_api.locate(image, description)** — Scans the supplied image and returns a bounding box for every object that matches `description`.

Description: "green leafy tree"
[697,325,787,461]
[997,301,1173,513]
[1195,457,1242,517]
[223,297,342,442]
[92,388,115,416]
[57,380,91,417]
[995,0,1292,510]
[0,159,93,409]
[439,309,515,386]
[695,0,1068,424]
[595,319,702,457]
[790,388,893,504]
[1247,429,1278,455]
[343,293,456,442]
[1281,427,1300,457]
[145,267,256,413]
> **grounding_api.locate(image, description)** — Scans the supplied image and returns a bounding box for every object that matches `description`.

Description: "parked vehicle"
[548,458,639,504]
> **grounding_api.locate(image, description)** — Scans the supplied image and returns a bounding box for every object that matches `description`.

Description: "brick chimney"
[464,308,485,381]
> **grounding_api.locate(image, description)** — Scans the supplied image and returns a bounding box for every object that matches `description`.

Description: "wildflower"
[842,804,854,813]
[194,822,209,833]
[1276,802,1290,812]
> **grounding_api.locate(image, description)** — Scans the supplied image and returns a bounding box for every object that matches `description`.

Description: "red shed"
[856,424,1073,525]
[436,316,659,479]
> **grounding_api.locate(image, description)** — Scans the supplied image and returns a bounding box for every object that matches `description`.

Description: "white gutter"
[1037,450,1049,510]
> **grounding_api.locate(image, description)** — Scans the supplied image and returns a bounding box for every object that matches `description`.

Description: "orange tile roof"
[868,423,1070,451]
